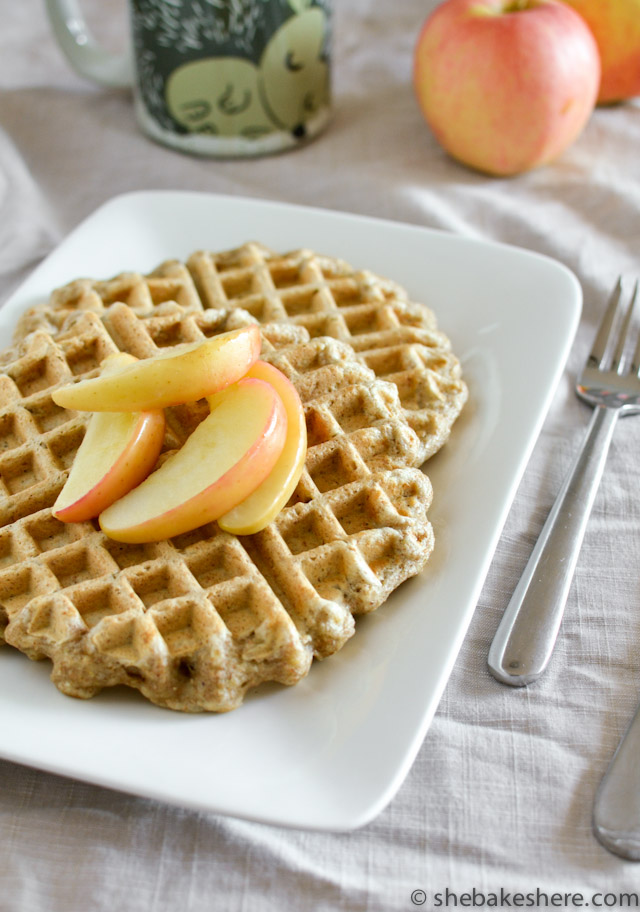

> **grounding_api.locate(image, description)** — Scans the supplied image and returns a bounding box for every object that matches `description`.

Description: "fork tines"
[591,277,640,375]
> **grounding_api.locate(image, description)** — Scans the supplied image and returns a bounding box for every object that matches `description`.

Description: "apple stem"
[504,0,531,10]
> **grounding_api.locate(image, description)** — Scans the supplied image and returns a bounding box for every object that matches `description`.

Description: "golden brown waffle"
[17,244,467,463]
[186,243,467,461]
[14,259,202,340]
[0,301,433,711]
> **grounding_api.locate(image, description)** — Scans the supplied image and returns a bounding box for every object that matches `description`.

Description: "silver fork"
[593,697,640,860]
[488,278,640,686]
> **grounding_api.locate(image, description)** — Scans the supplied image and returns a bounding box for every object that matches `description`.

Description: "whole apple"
[560,0,640,103]
[413,0,601,176]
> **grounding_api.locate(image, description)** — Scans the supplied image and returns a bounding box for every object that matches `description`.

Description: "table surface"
[3,1,640,908]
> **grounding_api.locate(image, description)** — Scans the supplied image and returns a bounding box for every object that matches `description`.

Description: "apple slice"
[99,377,287,543]
[216,361,306,535]
[53,353,165,523]
[52,325,261,412]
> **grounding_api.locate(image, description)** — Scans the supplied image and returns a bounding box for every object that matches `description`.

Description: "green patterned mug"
[45,0,332,157]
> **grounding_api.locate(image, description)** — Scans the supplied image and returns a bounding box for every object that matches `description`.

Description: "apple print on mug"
[45,0,332,157]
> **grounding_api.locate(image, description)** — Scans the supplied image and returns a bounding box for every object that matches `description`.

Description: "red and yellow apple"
[413,0,601,176]
[52,325,261,412]
[53,353,165,523]
[216,361,307,535]
[560,0,640,104]
[99,377,287,543]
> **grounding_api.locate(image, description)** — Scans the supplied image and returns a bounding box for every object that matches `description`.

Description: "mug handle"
[45,0,133,88]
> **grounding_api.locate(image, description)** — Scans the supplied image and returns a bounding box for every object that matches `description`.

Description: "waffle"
[0,301,433,712]
[14,259,203,340]
[17,244,468,463]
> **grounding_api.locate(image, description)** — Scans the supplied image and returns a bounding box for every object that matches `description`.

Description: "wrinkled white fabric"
[2,0,640,908]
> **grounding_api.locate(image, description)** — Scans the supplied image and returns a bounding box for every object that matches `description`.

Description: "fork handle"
[488,405,619,686]
[593,695,640,860]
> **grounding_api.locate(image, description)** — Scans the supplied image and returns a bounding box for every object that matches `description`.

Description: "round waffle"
[0,301,433,711]
[17,244,468,463]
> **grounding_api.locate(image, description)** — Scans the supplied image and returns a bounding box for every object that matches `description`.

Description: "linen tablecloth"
[2,1,640,908]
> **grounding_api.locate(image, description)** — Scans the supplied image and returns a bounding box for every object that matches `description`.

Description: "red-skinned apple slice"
[52,325,261,412]
[216,361,306,535]
[99,377,287,543]
[53,353,165,523]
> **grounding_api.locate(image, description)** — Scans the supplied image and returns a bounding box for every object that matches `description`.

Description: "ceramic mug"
[45,0,332,157]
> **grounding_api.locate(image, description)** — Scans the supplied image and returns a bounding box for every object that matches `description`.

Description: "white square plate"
[0,191,581,831]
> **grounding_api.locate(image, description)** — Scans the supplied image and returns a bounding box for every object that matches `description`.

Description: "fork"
[488,278,640,686]
[593,696,640,860]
